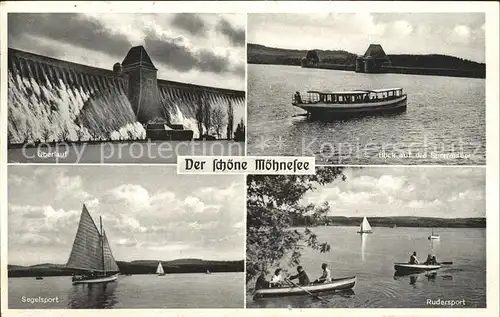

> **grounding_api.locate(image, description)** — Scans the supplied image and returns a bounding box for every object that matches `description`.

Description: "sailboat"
[357,217,373,234]
[66,204,120,285]
[157,261,166,276]
[428,228,440,240]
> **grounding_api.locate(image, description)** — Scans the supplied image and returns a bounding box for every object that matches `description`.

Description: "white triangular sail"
[360,217,372,233]
[102,231,120,272]
[66,205,119,273]
[156,262,164,274]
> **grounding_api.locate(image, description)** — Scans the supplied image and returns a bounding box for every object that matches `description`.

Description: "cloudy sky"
[8,13,245,90]
[249,13,485,63]
[303,167,485,218]
[8,166,244,266]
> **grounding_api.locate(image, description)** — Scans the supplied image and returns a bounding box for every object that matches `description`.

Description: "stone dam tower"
[355,44,392,73]
[119,46,163,123]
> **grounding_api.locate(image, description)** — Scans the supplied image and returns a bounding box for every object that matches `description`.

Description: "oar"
[440,261,453,265]
[284,278,329,303]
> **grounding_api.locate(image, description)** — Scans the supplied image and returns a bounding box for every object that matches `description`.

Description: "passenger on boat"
[270,268,284,287]
[313,263,332,284]
[255,270,270,290]
[294,91,302,104]
[288,266,310,286]
[409,251,419,264]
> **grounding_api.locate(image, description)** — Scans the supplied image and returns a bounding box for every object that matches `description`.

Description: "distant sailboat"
[206,269,211,274]
[357,217,373,234]
[428,228,440,240]
[157,262,166,276]
[66,204,120,285]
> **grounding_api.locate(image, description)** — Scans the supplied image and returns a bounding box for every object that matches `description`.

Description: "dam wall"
[8,48,144,144]
[8,47,246,144]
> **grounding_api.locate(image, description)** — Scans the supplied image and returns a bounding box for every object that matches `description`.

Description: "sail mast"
[100,216,106,276]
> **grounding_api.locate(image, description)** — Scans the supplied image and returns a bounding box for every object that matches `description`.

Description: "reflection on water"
[429,237,440,254]
[68,282,118,309]
[360,234,367,262]
[394,270,451,289]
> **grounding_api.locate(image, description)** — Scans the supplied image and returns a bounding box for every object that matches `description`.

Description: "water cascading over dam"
[158,80,245,139]
[8,46,245,143]
[8,48,144,144]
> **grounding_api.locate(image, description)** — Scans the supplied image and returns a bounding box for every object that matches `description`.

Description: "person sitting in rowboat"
[255,270,270,290]
[288,266,310,286]
[431,255,440,265]
[269,268,284,288]
[409,251,419,264]
[424,254,433,265]
[313,263,332,284]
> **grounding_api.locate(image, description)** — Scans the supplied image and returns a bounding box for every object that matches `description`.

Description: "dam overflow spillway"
[8,46,245,143]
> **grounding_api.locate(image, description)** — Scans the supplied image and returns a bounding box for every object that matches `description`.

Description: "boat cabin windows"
[301,88,404,104]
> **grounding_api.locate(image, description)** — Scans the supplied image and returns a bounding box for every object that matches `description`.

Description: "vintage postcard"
[0,1,499,317]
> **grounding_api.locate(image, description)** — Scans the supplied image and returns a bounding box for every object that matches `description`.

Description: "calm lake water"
[247,64,486,165]
[247,226,486,308]
[8,141,244,163]
[9,272,244,308]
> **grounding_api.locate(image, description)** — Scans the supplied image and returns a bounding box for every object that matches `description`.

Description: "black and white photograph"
[7,165,245,308]
[246,166,486,308]
[7,13,246,163]
[247,13,486,165]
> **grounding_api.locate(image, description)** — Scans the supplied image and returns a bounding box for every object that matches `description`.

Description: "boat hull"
[394,263,441,274]
[72,273,119,285]
[428,235,440,240]
[294,95,407,119]
[357,231,372,234]
[253,276,356,299]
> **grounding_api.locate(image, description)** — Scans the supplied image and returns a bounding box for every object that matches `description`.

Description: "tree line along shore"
[247,43,486,79]
[8,259,244,278]
[292,216,486,228]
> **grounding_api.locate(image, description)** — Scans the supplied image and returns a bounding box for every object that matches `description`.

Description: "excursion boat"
[157,262,166,276]
[66,204,120,285]
[292,88,407,118]
[357,217,373,234]
[253,276,356,299]
[394,263,441,274]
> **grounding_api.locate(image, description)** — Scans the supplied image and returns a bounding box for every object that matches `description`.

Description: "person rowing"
[313,263,332,284]
[424,254,440,265]
[288,266,310,286]
[409,251,419,264]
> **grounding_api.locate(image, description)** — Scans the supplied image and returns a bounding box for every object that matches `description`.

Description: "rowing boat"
[394,263,441,274]
[253,276,356,299]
